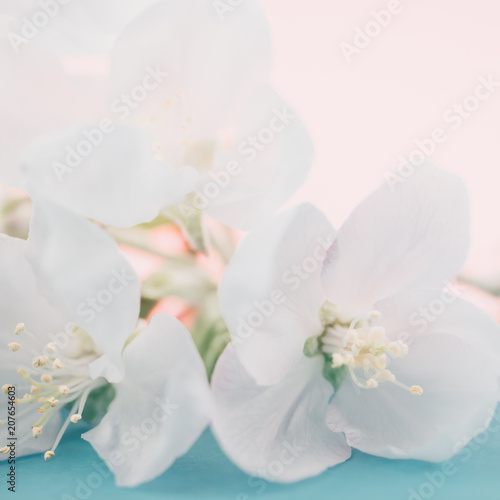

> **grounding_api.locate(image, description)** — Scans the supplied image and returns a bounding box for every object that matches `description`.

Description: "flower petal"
[0,43,107,188]
[322,161,470,317]
[1,0,157,54]
[202,86,314,230]
[0,234,66,349]
[26,199,141,382]
[328,289,500,461]
[21,123,198,227]
[219,204,335,386]
[0,235,65,458]
[212,345,351,482]
[110,0,271,142]
[82,314,212,487]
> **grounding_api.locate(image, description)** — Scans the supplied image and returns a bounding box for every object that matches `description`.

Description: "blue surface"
[3,406,500,500]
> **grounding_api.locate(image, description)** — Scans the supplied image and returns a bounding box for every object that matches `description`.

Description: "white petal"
[212,345,351,482]
[328,289,500,461]
[110,0,271,142]
[26,199,141,382]
[1,0,157,54]
[322,161,470,317]
[21,123,198,227]
[0,234,66,348]
[219,204,335,386]
[0,235,65,457]
[82,314,212,487]
[0,44,107,188]
[202,86,314,230]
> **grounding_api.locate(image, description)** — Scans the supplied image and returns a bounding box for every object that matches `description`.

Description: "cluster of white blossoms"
[1,0,500,491]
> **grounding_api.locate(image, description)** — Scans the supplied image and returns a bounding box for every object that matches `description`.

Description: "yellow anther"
[410,385,423,396]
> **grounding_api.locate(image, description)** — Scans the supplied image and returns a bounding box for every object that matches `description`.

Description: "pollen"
[14,323,25,335]
[317,301,422,395]
[33,355,50,368]
[53,359,64,369]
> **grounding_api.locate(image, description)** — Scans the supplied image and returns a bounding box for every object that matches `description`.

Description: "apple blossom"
[0,200,212,487]
[1,0,313,244]
[211,162,500,482]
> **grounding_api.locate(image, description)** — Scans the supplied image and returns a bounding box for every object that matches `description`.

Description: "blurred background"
[263,0,500,287]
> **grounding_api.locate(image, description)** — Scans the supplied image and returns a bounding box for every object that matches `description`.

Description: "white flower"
[1,0,313,236]
[0,200,212,487]
[0,0,157,54]
[211,161,500,482]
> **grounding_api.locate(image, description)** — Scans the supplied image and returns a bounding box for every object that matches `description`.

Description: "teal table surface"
[3,406,500,500]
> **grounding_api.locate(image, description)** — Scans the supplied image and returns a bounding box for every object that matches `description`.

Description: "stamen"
[317,302,422,396]
[14,323,25,335]
[8,342,21,352]
[53,359,64,370]
[41,375,52,383]
[32,426,43,438]
[44,400,79,460]
[33,356,50,368]
[2,384,12,394]
[411,385,424,396]
[0,446,8,454]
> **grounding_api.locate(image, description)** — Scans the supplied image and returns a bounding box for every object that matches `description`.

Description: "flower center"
[1,322,107,461]
[304,301,423,395]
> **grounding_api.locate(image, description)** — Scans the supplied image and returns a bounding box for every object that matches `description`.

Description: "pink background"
[263,0,500,283]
